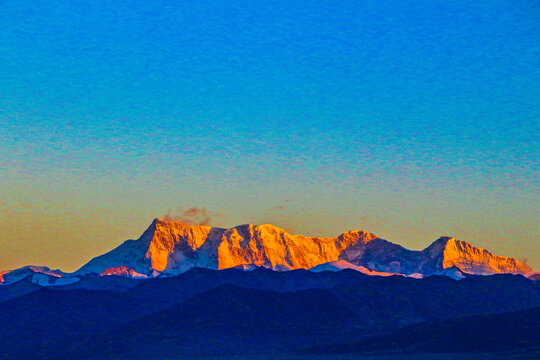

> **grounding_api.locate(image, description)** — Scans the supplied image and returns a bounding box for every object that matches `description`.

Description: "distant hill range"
[1,267,539,359]
[0,218,535,286]
[1,218,539,359]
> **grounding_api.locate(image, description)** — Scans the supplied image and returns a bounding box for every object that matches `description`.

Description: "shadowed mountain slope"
[47,285,364,359]
[1,269,539,359]
[303,306,540,355]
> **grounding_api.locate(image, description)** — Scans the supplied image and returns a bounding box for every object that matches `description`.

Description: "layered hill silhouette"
[1,267,539,359]
[1,219,538,359]
[303,306,540,356]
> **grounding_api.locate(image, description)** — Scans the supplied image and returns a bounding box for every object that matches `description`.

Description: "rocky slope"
[73,218,531,277]
[1,218,532,284]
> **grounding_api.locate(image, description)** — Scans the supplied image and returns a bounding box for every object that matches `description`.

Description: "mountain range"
[0,218,534,286]
[1,218,539,359]
[1,266,539,359]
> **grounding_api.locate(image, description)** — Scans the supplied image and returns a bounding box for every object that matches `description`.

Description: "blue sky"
[1,0,539,271]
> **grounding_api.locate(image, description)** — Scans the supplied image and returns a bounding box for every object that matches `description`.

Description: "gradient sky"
[1,0,539,272]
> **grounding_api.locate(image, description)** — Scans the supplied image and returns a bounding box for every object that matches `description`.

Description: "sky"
[0,0,539,272]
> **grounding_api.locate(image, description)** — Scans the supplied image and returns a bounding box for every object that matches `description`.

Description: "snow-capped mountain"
[0,266,78,286]
[74,218,531,277]
[0,218,532,284]
[338,235,529,276]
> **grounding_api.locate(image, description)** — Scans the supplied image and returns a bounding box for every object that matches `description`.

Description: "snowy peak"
[100,266,148,278]
[438,237,530,275]
[75,220,381,275]
[74,218,224,275]
[0,266,65,285]
[423,236,455,257]
[72,221,534,277]
[146,218,220,272]
[419,236,530,275]
[2,219,533,285]
[217,224,378,271]
[0,266,78,286]
[427,265,467,280]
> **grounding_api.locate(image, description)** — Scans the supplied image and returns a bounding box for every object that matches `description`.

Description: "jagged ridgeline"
[1,218,532,285]
[1,219,539,359]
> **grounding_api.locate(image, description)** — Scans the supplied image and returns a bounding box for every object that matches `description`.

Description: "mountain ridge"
[3,270,538,359]
[0,218,532,285]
